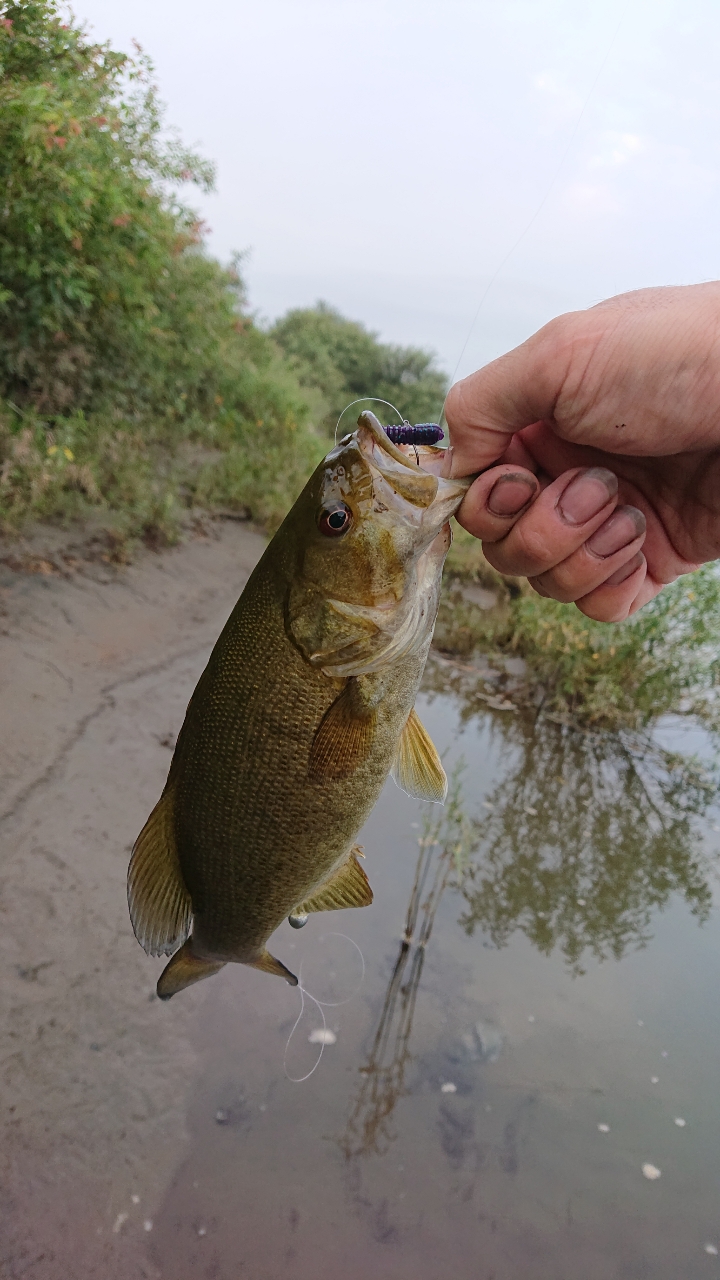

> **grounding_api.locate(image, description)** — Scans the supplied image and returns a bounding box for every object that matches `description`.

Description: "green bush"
[0,1,329,540]
[435,559,720,731]
[270,302,448,432]
[0,1,216,412]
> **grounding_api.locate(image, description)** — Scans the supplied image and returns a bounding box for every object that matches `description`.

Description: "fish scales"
[173,576,420,946]
[128,412,472,997]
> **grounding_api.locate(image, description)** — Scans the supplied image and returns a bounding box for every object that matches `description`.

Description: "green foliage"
[0,356,325,543]
[0,0,326,539]
[436,559,720,731]
[270,302,448,432]
[0,0,218,412]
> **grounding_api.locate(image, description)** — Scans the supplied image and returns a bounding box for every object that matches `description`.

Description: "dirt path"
[0,522,267,1280]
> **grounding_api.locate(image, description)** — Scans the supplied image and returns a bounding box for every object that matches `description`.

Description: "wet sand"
[0,521,267,1279]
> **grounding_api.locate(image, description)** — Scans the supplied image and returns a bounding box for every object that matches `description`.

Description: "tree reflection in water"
[343,682,719,1158]
[342,773,476,1159]
[458,713,716,976]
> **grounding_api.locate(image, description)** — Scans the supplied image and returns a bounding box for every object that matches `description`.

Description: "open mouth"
[355,411,442,509]
[355,411,473,516]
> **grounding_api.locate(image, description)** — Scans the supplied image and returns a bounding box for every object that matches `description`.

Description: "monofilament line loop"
[283,933,366,1083]
[335,397,405,444]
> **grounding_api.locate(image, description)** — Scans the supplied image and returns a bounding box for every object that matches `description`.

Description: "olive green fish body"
[128,414,471,997]
[171,563,427,963]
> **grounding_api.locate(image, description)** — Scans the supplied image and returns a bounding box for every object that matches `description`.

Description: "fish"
[127,410,472,999]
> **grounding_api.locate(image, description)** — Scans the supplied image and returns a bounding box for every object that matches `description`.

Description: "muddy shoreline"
[0,521,267,1280]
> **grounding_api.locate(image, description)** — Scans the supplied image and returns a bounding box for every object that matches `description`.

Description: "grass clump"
[436,554,720,732]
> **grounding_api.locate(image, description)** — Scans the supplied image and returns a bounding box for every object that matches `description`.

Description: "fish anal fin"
[128,789,193,957]
[250,951,299,985]
[297,847,373,914]
[391,707,447,803]
[308,680,375,782]
[156,940,225,1000]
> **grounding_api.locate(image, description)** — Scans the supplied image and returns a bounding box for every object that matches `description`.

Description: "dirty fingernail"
[487,473,537,517]
[558,468,617,525]
[604,552,645,586]
[586,506,646,558]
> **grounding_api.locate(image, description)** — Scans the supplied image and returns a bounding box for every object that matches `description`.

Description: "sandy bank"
[0,521,266,1280]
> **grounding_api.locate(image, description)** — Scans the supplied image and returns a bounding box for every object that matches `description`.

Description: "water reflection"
[459,715,716,975]
[342,774,478,1158]
[344,685,719,1158]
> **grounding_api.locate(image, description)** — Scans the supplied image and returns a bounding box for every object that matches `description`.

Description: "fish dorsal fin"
[308,680,376,782]
[391,708,447,803]
[296,847,373,913]
[127,789,193,957]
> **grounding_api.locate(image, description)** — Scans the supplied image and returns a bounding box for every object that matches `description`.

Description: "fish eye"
[318,503,352,537]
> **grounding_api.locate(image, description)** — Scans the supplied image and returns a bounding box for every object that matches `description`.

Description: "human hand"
[446,283,720,621]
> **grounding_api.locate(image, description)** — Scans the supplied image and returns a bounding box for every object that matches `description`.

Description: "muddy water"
[141,688,720,1280]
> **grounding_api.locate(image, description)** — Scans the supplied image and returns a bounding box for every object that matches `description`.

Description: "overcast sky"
[76,0,720,381]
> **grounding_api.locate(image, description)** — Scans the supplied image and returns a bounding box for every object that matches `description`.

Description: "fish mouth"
[355,410,422,471]
[355,410,472,513]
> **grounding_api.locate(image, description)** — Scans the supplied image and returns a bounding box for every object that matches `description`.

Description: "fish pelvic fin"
[128,788,193,957]
[156,940,225,1000]
[391,707,447,804]
[250,951,299,985]
[296,846,373,914]
[308,679,376,782]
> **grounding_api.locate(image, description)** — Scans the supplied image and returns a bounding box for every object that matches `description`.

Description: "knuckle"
[504,525,556,576]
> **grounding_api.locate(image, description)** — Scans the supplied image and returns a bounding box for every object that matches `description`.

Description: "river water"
[140,677,720,1280]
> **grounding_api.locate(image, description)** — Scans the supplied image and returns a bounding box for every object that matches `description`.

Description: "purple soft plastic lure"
[383,422,444,445]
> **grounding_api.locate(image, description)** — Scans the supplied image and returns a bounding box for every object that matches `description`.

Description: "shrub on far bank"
[436,551,720,733]
[270,302,448,432]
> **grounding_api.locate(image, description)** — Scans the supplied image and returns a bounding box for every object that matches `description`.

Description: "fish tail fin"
[250,950,298,986]
[156,939,225,1000]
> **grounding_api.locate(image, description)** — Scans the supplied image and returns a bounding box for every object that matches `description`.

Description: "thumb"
[445,320,569,475]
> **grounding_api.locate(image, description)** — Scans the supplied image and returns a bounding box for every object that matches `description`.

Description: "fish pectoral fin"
[297,847,373,913]
[128,789,193,957]
[391,708,447,803]
[156,940,225,1000]
[250,951,299,985]
[308,680,376,782]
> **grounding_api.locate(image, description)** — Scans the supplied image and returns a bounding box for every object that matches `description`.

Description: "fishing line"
[335,397,405,444]
[283,932,366,1083]
[441,12,626,419]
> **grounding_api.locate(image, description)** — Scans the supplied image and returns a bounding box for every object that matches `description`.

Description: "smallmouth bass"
[128,412,471,998]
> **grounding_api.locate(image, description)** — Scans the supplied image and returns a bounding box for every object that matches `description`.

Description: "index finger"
[445,318,572,474]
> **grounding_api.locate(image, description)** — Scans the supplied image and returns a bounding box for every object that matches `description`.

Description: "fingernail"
[558,468,617,525]
[604,552,644,586]
[586,506,646,558]
[487,473,537,517]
